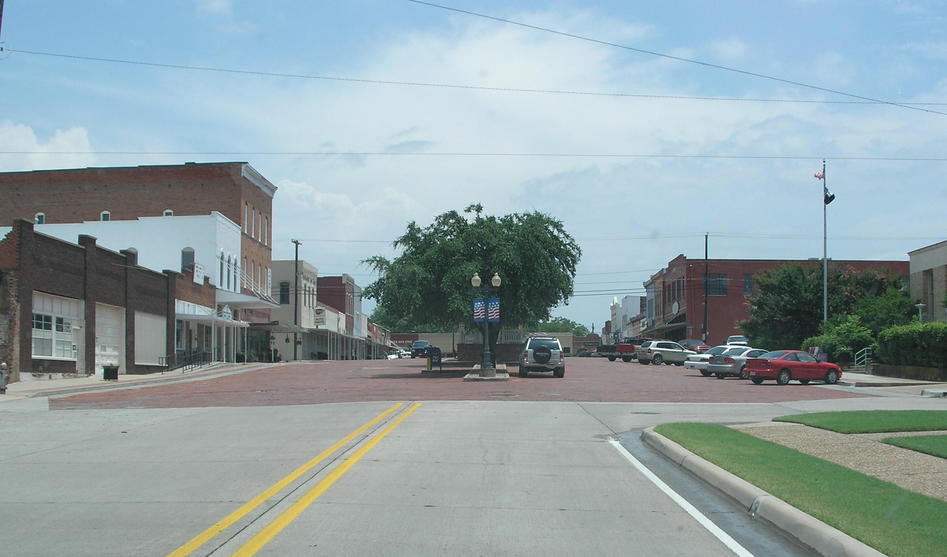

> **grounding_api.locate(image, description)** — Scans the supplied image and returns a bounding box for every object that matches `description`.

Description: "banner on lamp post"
[472,298,486,322]
[487,298,500,323]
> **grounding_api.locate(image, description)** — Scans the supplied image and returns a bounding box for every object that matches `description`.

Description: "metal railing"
[168,349,214,371]
[854,346,872,372]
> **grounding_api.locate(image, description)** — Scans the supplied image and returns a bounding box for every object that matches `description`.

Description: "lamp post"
[472,272,501,376]
[916,302,926,322]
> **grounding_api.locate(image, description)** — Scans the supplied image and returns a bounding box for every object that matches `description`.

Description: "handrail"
[854,346,872,371]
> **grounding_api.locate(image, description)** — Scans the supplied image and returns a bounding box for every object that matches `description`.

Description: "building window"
[32,310,77,360]
[257,211,262,241]
[743,274,754,296]
[243,257,248,287]
[219,254,225,288]
[100,211,111,221]
[707,274,729,296]
[181,247,195,272]
[163,209,174,216]
[35,212,45,224]
[263,216,269,245]
[279,282,290,305]
[226,256,233,291]
[250,208,255,239]
[244,203,249,233]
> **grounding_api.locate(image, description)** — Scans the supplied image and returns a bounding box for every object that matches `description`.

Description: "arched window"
[243,203,249,233]
[263,216,269,245]
[226,255,233,291]
[100,211,111,221]
[181,247,195,272]
[242,256,248,287]
[34,213,45,224]
[163,209,174,216]
[219,253,225,287]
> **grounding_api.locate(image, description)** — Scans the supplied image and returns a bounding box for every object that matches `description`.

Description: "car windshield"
[706,346,730,355]
[411,341,430,348]
[723,347,750,355]
[759,350,789,359]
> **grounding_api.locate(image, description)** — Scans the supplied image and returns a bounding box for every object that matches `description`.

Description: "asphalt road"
[3,357,937,556]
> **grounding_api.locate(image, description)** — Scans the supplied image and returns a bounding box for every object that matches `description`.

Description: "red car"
[679,339,710,353]
[744,350,842,385]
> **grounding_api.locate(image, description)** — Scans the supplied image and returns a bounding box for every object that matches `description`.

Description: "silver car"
[518,336,565,378]
[707,347,768,379]
[636,340,695,365]
[683,345,739,376]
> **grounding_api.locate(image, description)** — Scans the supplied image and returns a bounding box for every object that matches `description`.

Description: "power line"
[405,0,947,117]
[7,47,947,108]
[3,149,946,161]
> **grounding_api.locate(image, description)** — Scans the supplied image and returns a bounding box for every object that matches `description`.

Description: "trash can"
[102,365,119,381]
[428,347,442,370]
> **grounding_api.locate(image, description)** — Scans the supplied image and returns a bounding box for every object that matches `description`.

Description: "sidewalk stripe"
[608,438,755,557]
[166,402,404,557]
[231,402,423,557]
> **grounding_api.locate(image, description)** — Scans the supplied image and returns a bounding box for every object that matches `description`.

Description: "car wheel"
[825,369,839,384]
[518,368,528,378]
[674,362,683,366]
[716,372,726,379]
[621,356,631,362]
[554,367,565,378]
[607,356,616,362]
[640,359,650,365]
[776,369,791,385]
[652,354,664,365]
[751,377,764,384]
[700,370,711,377]
[799,379,810,385]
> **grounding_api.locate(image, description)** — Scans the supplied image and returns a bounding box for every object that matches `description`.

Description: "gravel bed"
[733,422,947,502]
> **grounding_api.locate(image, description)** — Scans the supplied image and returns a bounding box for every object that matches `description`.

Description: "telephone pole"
[292,239,301,361]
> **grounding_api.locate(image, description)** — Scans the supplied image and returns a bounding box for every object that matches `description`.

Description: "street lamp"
[472,272,502,376]
[916,302,926,321]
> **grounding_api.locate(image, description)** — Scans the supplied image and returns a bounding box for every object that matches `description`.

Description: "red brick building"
[0,220,216,383]
[643,255,909,346]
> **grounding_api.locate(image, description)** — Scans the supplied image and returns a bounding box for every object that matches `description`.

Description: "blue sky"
[2,0,946,330]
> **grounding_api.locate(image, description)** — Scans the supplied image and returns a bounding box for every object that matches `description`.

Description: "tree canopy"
[530,317,590,337]
[741,264,913,349]
[363,205,581,334]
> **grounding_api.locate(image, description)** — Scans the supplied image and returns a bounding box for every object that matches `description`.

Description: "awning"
[177,312,250,328]
[216,290,279,309]
[249,321,309,334]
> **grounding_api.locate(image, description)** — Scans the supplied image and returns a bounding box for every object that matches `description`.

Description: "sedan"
[679,339,710,353]
[636,340,696,365]
[745,350,842,385]
[707,347,768,379]
[683,345,738,376]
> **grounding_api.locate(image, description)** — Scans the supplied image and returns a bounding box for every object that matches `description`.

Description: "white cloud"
[708,37,749,62]
[0,122,96,172]
[194,0,257,34]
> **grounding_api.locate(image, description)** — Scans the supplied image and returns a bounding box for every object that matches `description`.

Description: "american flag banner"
[472,298,486,322]
[487,298,500,323]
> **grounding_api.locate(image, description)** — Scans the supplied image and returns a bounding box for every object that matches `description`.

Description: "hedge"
[876,322,947,369]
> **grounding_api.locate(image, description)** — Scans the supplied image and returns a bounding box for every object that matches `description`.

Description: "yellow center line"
[166,402,405,557]
[231,402,423,557]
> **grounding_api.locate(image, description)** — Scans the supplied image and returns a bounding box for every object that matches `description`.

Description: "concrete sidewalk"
[0,361,282,400]
[839,370,945,388]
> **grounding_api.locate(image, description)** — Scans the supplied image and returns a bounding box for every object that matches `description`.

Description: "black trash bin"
[102,365,119,381]
[428,347,443,370]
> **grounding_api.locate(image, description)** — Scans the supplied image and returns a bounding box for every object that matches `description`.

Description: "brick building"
[643,254,910,346]
[0,220,217,383]
[909,239,947,322]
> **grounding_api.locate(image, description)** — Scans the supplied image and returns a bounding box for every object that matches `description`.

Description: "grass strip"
[773,410,947,433]
[655,422,947,557]
[884,434,947,459]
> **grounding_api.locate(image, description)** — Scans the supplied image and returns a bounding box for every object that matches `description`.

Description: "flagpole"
[822,159,828,325]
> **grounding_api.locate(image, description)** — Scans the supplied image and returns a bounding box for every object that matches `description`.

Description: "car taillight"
[646,348,652,354]
[724,357,735,364]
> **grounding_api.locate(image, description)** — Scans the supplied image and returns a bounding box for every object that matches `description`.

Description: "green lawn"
[773,410,947,433]
[655,423,947,557]
[884,435,947,459]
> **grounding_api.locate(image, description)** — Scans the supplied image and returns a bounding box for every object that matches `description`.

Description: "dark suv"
[411,340,432,358]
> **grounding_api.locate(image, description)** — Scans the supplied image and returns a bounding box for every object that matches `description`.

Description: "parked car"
[576,348,592,357]
[636,340,696,365]
[387,351,400,360]
[679,339,710,353]
[707,347,769,379]
[725,335,749,346]
[399,349,410,359]
[596,344,617,360]
[411,340,432,358]
[519,335,565,378]
[683,345,740,376]
[744,350,843,385]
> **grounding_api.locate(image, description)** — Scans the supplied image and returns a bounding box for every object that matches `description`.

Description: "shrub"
[876,322,947,369]
[802,315,873,364]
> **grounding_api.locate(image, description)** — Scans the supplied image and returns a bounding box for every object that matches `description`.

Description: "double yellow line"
[167,402,421,557]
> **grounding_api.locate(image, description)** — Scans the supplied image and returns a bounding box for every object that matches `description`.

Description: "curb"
[5,363,276,399]
[641,428,885,557]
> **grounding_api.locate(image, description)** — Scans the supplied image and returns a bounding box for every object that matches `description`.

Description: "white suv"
[518,336,565,378]
[636,340,696,365]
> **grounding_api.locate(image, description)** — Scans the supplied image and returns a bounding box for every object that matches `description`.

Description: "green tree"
[741,264,908,349]
[531,317,590,336]
[363,205,581,354]
[802,315,874,363]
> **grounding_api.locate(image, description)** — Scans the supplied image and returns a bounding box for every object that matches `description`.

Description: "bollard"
[426,355,432,371]
[0,362,8,394]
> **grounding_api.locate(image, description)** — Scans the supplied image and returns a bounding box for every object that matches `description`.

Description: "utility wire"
[405,0,947,117]
[6,47,947,108]
[3,149,946,161]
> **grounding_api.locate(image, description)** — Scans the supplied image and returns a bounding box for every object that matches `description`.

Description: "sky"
[1,0,945,331]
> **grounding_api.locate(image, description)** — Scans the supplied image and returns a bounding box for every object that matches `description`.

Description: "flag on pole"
[814,166,834,204]
[472,298,486,322]
[814,170,824,180]
[487,298,500,323]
